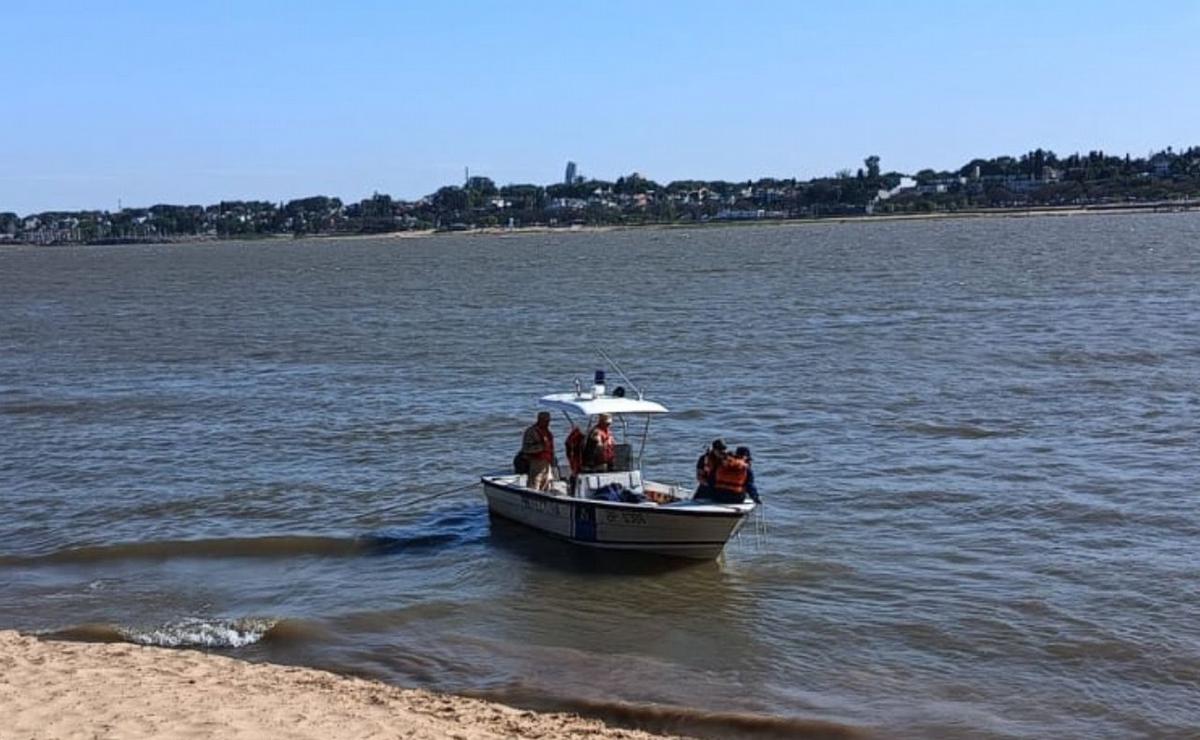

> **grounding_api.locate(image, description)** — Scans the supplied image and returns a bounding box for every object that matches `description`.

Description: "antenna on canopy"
[597,349,644,400]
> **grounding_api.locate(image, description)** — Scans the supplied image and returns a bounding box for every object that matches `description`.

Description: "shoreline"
[0,630,680,739]
[0,630,863,740]
[3,203,1196,250]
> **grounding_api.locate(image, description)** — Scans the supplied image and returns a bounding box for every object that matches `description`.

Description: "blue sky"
[3,1,1198,214]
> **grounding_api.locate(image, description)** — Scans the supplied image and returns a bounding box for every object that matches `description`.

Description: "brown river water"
[1,214,1198,738]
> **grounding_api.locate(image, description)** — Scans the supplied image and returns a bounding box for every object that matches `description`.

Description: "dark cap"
[711,438,726,451]
[735,446,752,460]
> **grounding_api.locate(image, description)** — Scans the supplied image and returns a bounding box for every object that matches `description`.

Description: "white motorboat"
[481,371,757,560]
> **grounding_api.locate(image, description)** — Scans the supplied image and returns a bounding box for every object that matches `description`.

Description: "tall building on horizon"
[564,161,577,185]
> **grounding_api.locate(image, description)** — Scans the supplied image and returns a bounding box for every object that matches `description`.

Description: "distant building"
[874,177,916,203]
[714,208,784,220]
[547,197,588,211]
[914,177,965,195]
[1150,153,1173,178]
[564,161,577,185]
[998,176,1046,193]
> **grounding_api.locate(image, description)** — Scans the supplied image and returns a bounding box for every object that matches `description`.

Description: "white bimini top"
[539,392,668,417]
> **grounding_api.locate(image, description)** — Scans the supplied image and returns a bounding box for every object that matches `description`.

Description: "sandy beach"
[0,630,678,740]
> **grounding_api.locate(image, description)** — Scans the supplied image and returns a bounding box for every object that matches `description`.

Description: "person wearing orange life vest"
[564,424,585,495]
[734,446,760,503]
[521,411,556,491]
[699,445,760,504]
[581,413,616,472]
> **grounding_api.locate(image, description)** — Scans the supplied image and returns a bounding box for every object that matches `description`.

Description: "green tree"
[433,186,468,212]
[465,176,498,208]
[864,155,881,180]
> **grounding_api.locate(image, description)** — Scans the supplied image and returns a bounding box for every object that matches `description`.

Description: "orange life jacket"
[597,426,614,463]
[584,425,615,467]
[529,425,554,463]
[565,427,584,474]
[713,457,749,494]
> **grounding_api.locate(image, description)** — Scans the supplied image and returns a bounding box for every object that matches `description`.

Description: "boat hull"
[481,476,753,559]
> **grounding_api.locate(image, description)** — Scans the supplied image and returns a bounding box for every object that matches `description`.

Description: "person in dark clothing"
[695,438,726,485]
[694,438,727,501]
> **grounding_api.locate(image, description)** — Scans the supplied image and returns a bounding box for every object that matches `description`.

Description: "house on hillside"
[1150,153,1173,178]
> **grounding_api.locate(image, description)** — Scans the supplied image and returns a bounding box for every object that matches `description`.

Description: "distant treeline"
[5,146,1199,244]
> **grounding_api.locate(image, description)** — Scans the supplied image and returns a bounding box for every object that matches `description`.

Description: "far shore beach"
[281,202,1200,244]
[3,202,1195,251]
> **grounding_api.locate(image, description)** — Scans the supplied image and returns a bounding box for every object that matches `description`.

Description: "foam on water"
[122,617,278,649]
[41,618,273,648]
[44,617,332,650]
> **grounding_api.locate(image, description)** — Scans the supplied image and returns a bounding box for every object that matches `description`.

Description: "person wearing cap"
[735,446,760,504]
[582,413,616,472]
[521,411,556,491]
